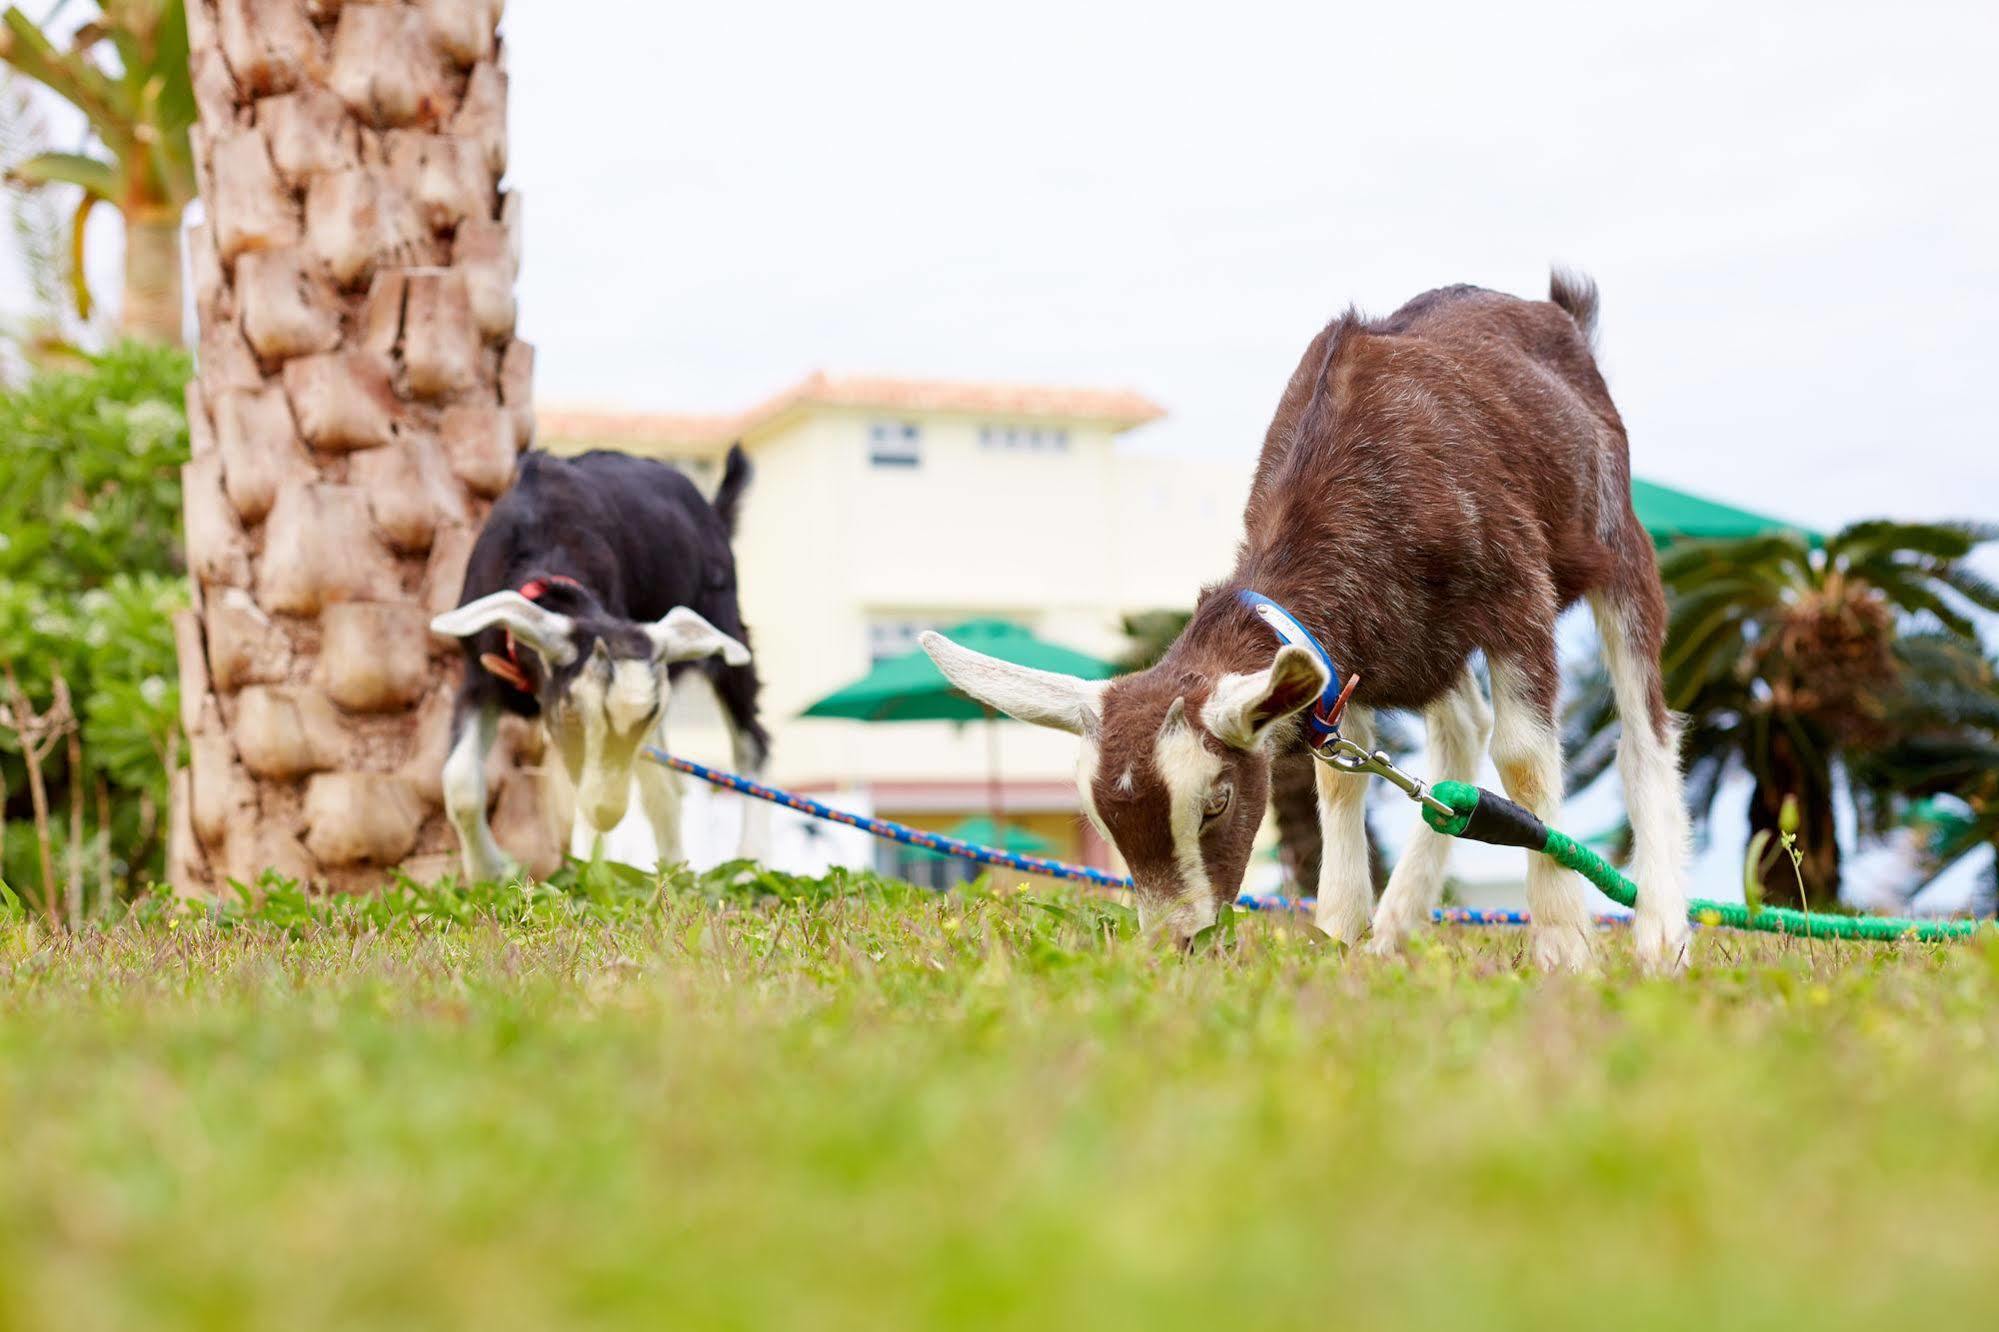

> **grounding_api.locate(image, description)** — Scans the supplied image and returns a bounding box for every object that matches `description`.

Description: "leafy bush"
[0,341,190,910]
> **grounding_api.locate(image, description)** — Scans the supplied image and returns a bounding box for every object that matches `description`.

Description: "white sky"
[3,1,1988,532]
[504,0,1997,540]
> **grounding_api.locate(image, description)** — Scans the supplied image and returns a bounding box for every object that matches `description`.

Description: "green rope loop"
[1422,781,1989,942]
[1422,780,1478,838]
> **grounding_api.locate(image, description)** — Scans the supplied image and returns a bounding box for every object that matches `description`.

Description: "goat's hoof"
[1362,931,1411,960]
[463,851,521,885]
[1634,912,1692,976]
[1312,916,1369,950]
[1529,924,1597,974]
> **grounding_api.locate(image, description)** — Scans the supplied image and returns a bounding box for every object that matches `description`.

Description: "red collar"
[479,575,584,692]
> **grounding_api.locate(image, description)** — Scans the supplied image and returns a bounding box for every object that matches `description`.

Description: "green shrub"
[0,341,190,911]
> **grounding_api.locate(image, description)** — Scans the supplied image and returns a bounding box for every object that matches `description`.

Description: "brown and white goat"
[923,275,1690,971]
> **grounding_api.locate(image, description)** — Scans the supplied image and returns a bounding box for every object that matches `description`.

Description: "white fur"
[646,607,749,665]
[1487,658,1595,972]
[1074,739,1109,841]
[1589,592,1693,972]
[919,632,1107,734]
[430,592,577,665]
[1151,711,1223,939]
[1204,645,1328,750]
[1367,667,1491,953]
[633,719,685,862]
[442,702,512,881]
[568,659,662,835]
[1313,706,1376,944]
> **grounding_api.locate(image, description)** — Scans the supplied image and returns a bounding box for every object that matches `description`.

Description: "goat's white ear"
[919,631,1105,736]
[647,607,750,666]
[1203,644,1327,750]
[430,592,578,666]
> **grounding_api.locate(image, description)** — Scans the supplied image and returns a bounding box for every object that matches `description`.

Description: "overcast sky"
[504,0,1997,540]
[2,2,1989,533]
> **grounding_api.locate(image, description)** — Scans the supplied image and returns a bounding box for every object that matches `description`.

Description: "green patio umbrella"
[1631,477,1820,549]
[802,618,1120,832]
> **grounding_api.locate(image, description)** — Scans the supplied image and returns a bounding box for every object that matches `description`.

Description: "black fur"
[450,449,768,760]
[711,443,752,538]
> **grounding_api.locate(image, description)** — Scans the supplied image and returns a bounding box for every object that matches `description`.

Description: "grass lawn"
[4,865,1998,1331]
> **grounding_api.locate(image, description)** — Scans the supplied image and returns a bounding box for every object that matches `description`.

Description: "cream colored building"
[540,373,1249,882]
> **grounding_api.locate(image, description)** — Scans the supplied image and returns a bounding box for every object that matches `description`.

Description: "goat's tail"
[1549,267,1600,348]
[711,442,753,537]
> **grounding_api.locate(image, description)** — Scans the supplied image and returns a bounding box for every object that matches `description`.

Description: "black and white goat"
[430,446,769,881]
[922,275,1692,972]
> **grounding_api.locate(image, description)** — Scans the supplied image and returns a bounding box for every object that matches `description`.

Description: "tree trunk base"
[173,0,538,896]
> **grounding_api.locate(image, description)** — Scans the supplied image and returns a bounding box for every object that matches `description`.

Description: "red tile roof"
[539,371,1166,451]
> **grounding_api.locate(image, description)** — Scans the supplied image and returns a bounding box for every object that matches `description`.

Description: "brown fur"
[1096,273,1671,913]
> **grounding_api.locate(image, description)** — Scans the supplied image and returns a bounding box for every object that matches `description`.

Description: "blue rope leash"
[645,750,1627,927]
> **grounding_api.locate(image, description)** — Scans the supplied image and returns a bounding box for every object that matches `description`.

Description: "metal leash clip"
[1315,736,1455,819]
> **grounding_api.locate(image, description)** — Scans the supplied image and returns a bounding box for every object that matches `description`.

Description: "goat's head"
[432,591,749,832]
[920,630,1325,944]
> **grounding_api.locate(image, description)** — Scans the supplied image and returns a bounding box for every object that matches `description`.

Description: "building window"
[979,423,1069,453]
[867,616,942,667]
[869,420,921,468]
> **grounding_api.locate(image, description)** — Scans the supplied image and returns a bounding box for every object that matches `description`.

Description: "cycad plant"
[0,1,195,343]
[1567,520,1999,909]
[1846,632,1999,905]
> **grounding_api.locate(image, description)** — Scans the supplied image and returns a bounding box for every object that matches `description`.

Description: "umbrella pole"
[984,706,1004,836]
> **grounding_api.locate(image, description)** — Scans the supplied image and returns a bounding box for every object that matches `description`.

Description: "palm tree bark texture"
[170,0,562,893]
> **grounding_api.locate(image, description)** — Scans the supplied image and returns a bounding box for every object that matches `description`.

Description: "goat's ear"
[430,592,578,666]
[919,631,1105,736]
[1203,644,1327,750]
[647,607,750,665]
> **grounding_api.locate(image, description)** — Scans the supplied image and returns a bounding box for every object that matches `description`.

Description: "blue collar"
[1237,589,1349,747]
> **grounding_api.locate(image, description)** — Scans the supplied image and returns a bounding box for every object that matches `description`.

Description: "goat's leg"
[707,662,772,862]
[1367,666,1492,954]
[1588,586,1692,973]
[1488,650,1595,972]
[1312,706,1376,945]
[442,697,513,882]
[635,726,685,865]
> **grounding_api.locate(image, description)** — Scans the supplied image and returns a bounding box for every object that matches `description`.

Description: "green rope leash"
[1421,780,1990,942]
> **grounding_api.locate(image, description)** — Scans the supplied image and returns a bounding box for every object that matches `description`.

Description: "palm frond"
[1834,519,1998,570]
[1865,568,1981,639]
[1935,563,1999,616]
[1658,534,1810,587]
[1662,621,1754,714]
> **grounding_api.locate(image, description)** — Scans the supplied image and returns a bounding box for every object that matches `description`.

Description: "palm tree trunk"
[1748,730,1842,910]
[170,0,560,894]
[120,209,183,345]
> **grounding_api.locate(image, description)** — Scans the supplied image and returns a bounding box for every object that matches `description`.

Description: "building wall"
[685,408,1245,794]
